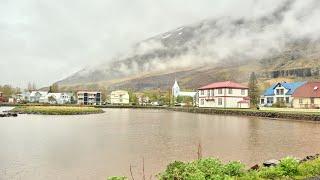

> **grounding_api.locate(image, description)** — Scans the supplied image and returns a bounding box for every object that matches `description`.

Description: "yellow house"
[292,82,320,109]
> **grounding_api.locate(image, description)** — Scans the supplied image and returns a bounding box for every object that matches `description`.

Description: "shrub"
[147,157,320,180]
[298,158,320,177]
[278,157,299,177]
[107,176,127,180]
[223,161,245,177]
[158,161,187,180]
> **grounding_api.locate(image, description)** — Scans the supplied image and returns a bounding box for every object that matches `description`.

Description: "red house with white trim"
[198,81,250,108]
[0,92,6,103]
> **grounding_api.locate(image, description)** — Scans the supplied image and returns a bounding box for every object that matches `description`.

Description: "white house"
[110,90,130,105]
[44,93,73,104]
[198,81,250,109]
[260,82,305,107]
[30,91,48,103]
[16,91,31,103]
[77,91,101,105]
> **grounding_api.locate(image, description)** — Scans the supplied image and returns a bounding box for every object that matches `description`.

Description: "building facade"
[110,90,129,105]
[292,82,320,109]
[172,80,197,105]
[77,91,101,105]
[0,92,5,103]
[260,82,305,107]
[44,93,73,104]
[30,91,48,103]
[198,81,249,108]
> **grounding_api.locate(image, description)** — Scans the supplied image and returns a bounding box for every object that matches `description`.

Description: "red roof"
[198,81,248,90]
[292,82,320,98]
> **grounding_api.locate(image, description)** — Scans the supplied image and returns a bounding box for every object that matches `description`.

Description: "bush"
[112,157,320,180]
[298,158,320,178]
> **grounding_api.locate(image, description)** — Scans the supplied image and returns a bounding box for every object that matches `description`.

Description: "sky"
[0,0,292,88]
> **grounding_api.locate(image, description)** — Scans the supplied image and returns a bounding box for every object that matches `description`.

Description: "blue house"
[260,82,306,107]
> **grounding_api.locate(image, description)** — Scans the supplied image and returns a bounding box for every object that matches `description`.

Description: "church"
[172,80,197,105]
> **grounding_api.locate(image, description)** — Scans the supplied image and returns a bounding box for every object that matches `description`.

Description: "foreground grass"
[108,157,320,180]
[10,106,104,115]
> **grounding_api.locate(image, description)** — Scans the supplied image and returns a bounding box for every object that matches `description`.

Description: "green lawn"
[11,106,104,115]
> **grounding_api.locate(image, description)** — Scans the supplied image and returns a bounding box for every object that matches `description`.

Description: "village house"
[260,82,305,107]
[16,91,31,103]
[77,91,101,105]
[44,93,73,104]
[0,92,6,103]
[292,82,320,109]
[198,81,249,108]
[110,90,130,105]
[30,91,48,103]
[136,93,150,106]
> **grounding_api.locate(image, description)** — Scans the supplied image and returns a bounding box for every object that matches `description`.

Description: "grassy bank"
[170,107,320,121]
[10,106,104,115]
[108,156,320,180]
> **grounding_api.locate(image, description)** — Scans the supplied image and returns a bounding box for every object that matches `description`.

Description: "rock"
[263,159,280,167]
[250,164,260,170]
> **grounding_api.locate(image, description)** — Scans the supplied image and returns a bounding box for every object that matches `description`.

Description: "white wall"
[198,88,249,108]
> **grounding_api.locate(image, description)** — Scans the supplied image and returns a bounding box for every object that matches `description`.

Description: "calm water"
[1,108,320,179]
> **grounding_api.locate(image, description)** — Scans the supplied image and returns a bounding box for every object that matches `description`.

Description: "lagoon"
[1,108,320,179]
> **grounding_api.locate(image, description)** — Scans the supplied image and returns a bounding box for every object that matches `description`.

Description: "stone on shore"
[263,159,280,167]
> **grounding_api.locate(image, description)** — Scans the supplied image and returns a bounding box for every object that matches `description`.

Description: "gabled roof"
[198,81,248,90]
[30,91,48,97]
[263,82,306,96]
[293,82,320,98]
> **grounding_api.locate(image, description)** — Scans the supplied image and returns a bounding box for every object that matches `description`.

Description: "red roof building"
[198,81,248,90]
[0,92,6,103]
[292,82,320,109]
[198,81,250,109]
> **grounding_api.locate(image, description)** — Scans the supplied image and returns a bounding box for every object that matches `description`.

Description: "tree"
[48,96,57,104]
[100,87,108,103]
[248,72,259,107]
[49,83,59,93]
[128,90,138,105]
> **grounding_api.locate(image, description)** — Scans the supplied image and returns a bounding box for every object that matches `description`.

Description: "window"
[280,89,284,95]
[241,89,245,95]
[267,97,274,104]
[200,90,204,95]
[218,89,223,94]
[201,99,204,105]
[311,98,315,104]
[299,99,303,104]
[286,97,290,103]
[276,89,284,95]
[277,97,284,103]
[210,90,214,96]
[218,98,222,105]
[261,99,265,104]
[228,89,233,94]
[207,90,210,97]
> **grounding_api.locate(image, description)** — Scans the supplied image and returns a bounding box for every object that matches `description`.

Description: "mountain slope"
[57,0,320,91]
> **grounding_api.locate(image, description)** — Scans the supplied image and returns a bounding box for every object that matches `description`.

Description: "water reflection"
[0,108,320,179]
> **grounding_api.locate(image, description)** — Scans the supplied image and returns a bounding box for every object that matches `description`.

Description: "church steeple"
[172,79,180,97]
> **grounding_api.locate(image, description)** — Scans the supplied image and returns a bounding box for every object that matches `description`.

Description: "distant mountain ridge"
[57,1,320,91]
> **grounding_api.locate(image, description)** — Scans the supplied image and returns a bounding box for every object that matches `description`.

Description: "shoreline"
[2,104,320,121]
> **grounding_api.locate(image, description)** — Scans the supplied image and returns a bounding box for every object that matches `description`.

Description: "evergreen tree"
[49,83,59,93]
[248,72,259,107]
